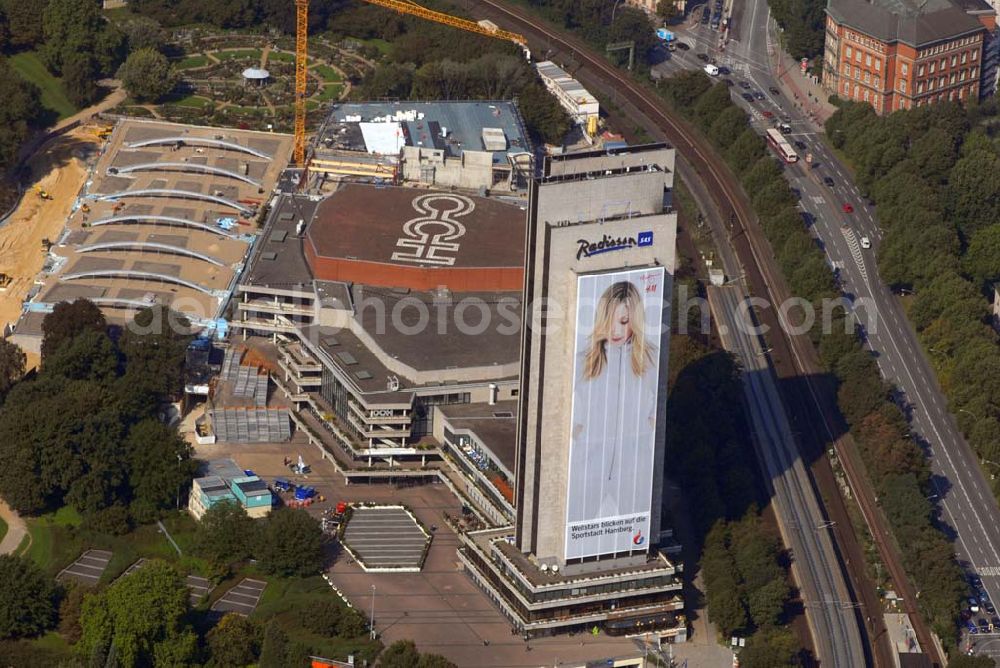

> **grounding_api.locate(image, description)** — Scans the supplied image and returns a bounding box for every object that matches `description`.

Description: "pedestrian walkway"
[769,37,837,125]
[0,498,27,556]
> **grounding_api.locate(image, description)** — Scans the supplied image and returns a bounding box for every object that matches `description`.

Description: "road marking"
[840,226,870,286]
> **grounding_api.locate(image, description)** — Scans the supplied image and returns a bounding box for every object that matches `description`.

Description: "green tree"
[40,298,106,361]
[708,105,749,151]
[258,620,290,668]
[1,0,47,49]
[298,599,342,637]
[62,52,100,107]
[119,305,192,401]
[337,608,370,637]
[43,329,118,383]
[195,500,256,575]
[117,47,177,102]
[207,613,261,667]
[517,80,572,145]
[656,0,680,22]
[122,16,165,53]
[0,58,44,170]
[693,83,735,134]
[0,338,25,399]
[78,560,195,667]
[124,418,196,523]
[738,627,803,667]
[962,224,1000,289]
[40,0,104,74]
[378,640,421,668]
[0,555,58,639]
[257,508,325,577]
[58,583,87,644]
[949,150,1000,237]
[726,128,766,177]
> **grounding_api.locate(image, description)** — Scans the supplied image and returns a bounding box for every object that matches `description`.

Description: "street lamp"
[370,585,377,640]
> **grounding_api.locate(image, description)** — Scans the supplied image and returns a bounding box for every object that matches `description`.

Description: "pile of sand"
[0,129,96,343]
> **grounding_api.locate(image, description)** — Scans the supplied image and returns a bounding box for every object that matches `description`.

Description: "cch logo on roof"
[576,231,653,260]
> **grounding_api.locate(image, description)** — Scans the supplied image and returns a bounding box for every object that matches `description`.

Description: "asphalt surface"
[664,0,1000,658]
[709,285,866,668]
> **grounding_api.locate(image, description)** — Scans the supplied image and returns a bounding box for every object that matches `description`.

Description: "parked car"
[769,86,781,95]
[739,81,752,90]
[842,203,854,213]
[860,236,872,249]
[823,176,835,187]
[753,91,766,101]
[979,618,991,633]
[697,52,710,61]
[970,597,981,613]
[742,93,754,102]
[762,110,774,119]
[794,140,807,151]
[702,8,711,23]
[676,41,691,50]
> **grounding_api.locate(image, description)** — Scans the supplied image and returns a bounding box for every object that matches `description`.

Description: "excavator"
[34,185,52,201]
[292,0,528,166]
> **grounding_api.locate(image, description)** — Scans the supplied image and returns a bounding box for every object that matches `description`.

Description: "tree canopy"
[118,48,178,102]
[0,300,196,523]
[0,555,58,640]
[79,559,197,667]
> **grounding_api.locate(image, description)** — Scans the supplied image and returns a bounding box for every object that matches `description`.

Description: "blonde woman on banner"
[566,269,663,559]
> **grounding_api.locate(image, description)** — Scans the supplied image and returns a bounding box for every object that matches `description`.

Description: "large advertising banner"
[565,266,665,560]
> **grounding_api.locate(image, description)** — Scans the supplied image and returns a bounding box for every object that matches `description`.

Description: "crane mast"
[292,0,527,167]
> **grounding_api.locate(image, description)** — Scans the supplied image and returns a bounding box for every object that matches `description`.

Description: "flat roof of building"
[299,285,520,397]
[307,183,525,269]
[318,101,530,160]
[437,400,517,474]
[242,195,317,289]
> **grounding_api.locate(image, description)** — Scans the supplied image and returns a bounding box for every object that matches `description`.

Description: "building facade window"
[961,52,967,64]
[846,45,853,59]
[875,59,881,71]
[866,53,872,66]
[918,82,924,93]
[902,63,908,75]
[918,65,925,76]
[900,80,907,93]
[930,62,936,74]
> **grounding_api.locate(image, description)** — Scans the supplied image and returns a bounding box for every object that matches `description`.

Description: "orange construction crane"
[292,0,527,167]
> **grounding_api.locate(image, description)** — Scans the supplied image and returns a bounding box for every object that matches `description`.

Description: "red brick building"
[823,0,997,113]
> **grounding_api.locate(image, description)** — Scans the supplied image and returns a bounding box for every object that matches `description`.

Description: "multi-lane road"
[675,0,1000,655]
[709,284,867,668]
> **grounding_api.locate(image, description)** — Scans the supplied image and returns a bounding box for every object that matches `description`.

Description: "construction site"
[6,119,293,356]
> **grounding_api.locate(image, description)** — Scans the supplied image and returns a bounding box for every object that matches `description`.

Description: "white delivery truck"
[704,64,720,76]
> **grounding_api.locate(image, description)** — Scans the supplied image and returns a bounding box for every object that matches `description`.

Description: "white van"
[704,64,720,76]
